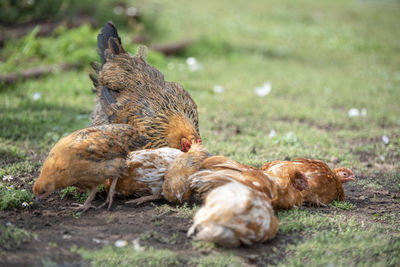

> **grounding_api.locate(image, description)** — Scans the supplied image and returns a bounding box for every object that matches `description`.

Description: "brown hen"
[261,158,356,206]
[89,22,201,152]
[33,124,147,211]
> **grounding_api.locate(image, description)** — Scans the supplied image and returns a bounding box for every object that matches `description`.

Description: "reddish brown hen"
[261,158,356,206]
[187,156,279,247]
[89,22,201,152]
[33,124,147,211]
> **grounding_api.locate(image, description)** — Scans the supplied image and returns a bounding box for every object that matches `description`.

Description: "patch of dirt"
[1,170,399,266]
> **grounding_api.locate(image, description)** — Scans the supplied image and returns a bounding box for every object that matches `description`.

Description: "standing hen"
[261,158,356,206]
[89,22,201,151]
[187,156,279,247]
[33,124,148,211]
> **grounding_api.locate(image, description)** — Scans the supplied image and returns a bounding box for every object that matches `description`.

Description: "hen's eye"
[343,172,347,176]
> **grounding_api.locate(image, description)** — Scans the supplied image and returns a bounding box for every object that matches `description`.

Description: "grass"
[277,208,400,266]
[60,186,89,204]
[329,200,356,210]
[0,0,399,265]
[0,224,37,250]
[153,203,199,219]
[76,245,243,267]
[0,182,34,210]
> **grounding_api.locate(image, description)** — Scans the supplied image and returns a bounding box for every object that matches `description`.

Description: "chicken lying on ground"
[33,124,148,211]
[89,22,201,152]
[187,156,279,247]
[104,144,209,204]
[261,158,356,206]
[162,144,209,203]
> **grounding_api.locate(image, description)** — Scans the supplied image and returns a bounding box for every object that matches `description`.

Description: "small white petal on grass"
[348,108,360,118]
[32,92,41,101]
[268,129,276,138]
[361,108,367,117]
[6,222,12,227]
[114,240,128,248]
[113,6,124,15]
[2,175,13,182]
[22,202,29,207]
[213,85,224,94]
[254,82,271,97]
[126,7,139,17]
[132,238,145,252]
[382,135,390,145]
[186,57,201,71]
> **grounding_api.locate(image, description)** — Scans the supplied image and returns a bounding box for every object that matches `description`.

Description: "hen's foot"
[126,195,161,205]
[71,203,96,212]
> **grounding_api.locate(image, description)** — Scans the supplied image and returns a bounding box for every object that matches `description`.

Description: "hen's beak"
[341,175,356,183]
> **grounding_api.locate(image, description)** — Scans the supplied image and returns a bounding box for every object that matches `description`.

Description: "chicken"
[105,144,209,205]
[33,124,147,211]
[187,156,279,247]
[162,143,210,203]
[260,158,356,206]
[105,147,183,205]
[262,165,309,210]
[89,22,201,152]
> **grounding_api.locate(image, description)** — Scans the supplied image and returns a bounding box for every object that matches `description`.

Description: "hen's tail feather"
[89,73,99,87]
[97,21,123,65]
[90,61,101,74]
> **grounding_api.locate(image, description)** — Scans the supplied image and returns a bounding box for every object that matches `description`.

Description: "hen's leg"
[97,178,119,210]
[126,195,161,205]
[72,189,97,212]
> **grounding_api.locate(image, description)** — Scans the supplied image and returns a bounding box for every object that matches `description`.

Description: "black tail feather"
[97,21,122,65]
[89,73,99,87]
[90,61,102,74]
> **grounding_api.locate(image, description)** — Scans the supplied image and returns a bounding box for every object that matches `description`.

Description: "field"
[1,0,399,266]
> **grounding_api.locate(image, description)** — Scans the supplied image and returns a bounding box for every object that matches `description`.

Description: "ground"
[1,0,400,266]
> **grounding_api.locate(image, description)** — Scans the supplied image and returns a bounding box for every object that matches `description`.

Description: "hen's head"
[292,171,309,191]
[166,114,201,152]
[181,137,202,152]
[33,150,70,201]
[333,167,356,183]
[33,165,59,201]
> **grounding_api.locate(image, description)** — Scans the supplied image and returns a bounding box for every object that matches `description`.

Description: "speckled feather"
[105,147,183,198]
[90,22,200,150]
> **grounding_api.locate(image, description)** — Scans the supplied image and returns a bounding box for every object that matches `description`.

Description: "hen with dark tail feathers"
[89,22,201,152]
